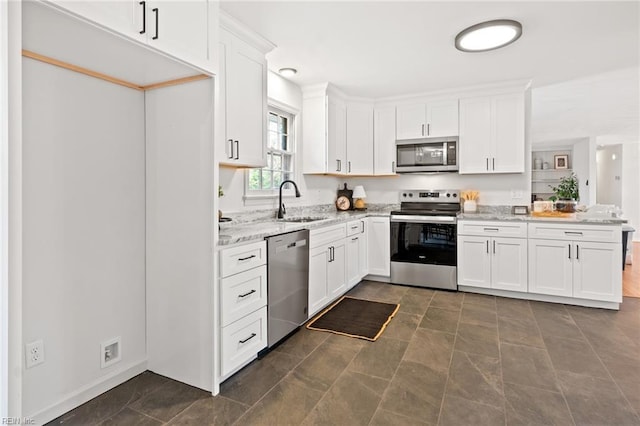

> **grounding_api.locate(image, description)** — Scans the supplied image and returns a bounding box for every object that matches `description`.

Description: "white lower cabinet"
[346,219,368,289]
[308,224,347,317]
[219,240,268,379]
[368,217,390,277]
[458,235,527,292]
[529,239,621,302]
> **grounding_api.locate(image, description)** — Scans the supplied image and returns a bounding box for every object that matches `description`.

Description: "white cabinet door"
[528,239,573,297]
[492,93,524,173]
[457,236,491,288]
[573,241,621,302]
[459,96,492,174]
[148,0,212,71]
[47,0,140,40]
[327,96,347,174]
[374,107,396,175]
[328,240,347,299]
[221,30,267,168]
[346,104,373,175]
[308,245,329,317]
[396,104,426,140]
[491,237,527,292]
[426,99,458,137]
[368,217,390,276]
[346,235,360,289]
[359,220,369,278]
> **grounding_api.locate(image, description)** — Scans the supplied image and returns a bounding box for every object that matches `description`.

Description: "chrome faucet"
[277,180,301,219]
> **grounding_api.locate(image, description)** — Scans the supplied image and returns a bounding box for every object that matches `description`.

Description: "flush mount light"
[278,68,297,77]
[455,19,522,52]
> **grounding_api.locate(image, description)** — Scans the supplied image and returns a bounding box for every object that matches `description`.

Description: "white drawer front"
[310,223,346,249]
[346,219,364,237]
[458,221,527,238]
[221,307,267,377]
[221,266,267,327]
[528,223,620,243]
[220,240,267,277]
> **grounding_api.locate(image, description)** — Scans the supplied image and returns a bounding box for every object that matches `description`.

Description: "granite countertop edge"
[217,210,391,247]
[458,212,627,225]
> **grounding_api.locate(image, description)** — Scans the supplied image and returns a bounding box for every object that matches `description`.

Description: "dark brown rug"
[306,296,400,341]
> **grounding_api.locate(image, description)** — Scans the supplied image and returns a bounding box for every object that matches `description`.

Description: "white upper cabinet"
[396,99,458,140]
[219,14,274,168]
[302,85,373,175]
[346,103,374,175]
[374,107,396,175]
[459,91,525,174]
[46,0,217,74]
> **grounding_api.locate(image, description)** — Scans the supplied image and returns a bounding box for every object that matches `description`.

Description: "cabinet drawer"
[221,265,267,327]
[220,240,266,277]
[310,223,346,249]
[346,219,364,237]
[528,223,621,243]
[221,307,267,377]
[458,221,527,238]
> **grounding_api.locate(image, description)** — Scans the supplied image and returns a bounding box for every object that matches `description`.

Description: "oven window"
[390,221,456,266]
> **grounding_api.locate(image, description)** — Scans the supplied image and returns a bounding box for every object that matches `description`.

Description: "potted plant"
[549,173,579,212]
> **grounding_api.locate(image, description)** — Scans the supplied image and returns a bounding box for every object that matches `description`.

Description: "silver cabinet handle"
[492,158,495,170]
[421,124,425,136]
[239,333,256,344]
[361,220,365,233]
[427,123,430,135]
[352,237,358,241]
[565,231,583,236]
[228,139,234,159]
[238,289,256,298]
[576,244,579,260]
[486,158,489,171]
[348,161,351,173]
[392,161,395,173]
[234,140,239,160]
[238,254,256,261]
[493,240,496,254]
[484,228,499,232]
[486,240,489,253]
[350,225,359,230]
[568,244,571,259]
[152,7,159,40]
[139,1,146,34]
[336,159,340,172]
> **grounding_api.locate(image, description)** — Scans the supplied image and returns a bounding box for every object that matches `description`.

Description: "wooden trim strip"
[22,49,144,91]
[142,74,211,91]
[21,50,211,92]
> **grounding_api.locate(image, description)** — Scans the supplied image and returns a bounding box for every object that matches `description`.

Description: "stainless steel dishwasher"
[265,229,309,348]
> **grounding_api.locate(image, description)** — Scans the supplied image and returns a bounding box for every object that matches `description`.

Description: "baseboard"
[363,274,390,283]
[30,359,147,425]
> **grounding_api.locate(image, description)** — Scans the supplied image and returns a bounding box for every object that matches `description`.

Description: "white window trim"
[244,100,300,201]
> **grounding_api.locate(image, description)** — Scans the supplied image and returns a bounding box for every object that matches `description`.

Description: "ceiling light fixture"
[455,19,522,52]
[278,68,297,77]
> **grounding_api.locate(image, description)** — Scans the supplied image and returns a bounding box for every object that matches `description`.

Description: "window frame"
[244,104,298,199]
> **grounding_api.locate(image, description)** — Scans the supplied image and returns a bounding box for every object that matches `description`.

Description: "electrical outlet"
[25,340,44,368]
[511,190,523,199]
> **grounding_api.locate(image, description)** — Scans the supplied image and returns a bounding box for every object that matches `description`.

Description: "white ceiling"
[220,1,639,98]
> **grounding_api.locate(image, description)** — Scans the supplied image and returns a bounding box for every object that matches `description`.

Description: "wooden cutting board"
[531,211,575,218]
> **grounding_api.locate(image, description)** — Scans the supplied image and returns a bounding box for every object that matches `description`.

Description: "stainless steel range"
[390,190,460,290]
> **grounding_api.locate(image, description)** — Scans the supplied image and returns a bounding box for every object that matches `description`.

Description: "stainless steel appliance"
[265,229,309,347]
[390,190,460,290]
[395,137,458,173]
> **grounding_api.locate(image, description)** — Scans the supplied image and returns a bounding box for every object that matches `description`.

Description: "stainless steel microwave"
[395,137,458,173]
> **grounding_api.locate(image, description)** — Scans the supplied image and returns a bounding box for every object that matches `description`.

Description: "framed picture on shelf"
[554,154,568,169]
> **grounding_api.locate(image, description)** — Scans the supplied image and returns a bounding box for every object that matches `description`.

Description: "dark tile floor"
[48,281,640,425]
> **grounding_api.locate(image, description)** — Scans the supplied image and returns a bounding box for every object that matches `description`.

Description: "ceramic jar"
[463,200,477,213]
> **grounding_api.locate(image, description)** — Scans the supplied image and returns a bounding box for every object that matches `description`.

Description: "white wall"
[621,143,640,240]
[22,59,146,419]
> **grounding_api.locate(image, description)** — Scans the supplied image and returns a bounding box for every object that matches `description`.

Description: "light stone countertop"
[217,205,394,247]
[458,212,627,225]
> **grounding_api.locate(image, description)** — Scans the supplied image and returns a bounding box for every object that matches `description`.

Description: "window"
[247,108,295,194]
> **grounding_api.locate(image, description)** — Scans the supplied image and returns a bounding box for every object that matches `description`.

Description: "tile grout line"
[529,303,577,426]
[566,307,640,423]
[366,288,435,426]
[435,292,464,425]
[126,406,167,425]
[493,298,507,426]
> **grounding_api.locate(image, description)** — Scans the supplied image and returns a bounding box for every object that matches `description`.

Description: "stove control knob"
[453,193,458,198]
[446,193,451,197]
[408,193,413,197]
[402,193,407,198]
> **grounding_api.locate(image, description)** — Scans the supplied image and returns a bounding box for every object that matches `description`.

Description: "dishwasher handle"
[275,238,307,254]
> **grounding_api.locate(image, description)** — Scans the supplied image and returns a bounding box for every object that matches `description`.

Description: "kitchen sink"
[278,216,328,223]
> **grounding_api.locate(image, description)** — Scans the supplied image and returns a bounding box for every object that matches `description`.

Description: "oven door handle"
[390,215,456,224]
